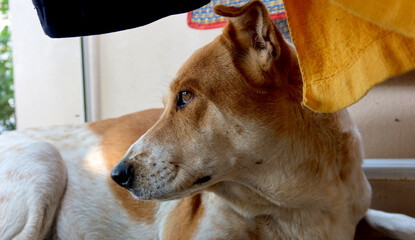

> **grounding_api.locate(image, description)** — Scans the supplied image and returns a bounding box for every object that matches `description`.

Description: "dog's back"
[0,133,65,239]
[0,111,159,239]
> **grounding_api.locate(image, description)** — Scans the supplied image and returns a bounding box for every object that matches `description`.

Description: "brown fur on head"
[114,0,301,200]
[113,1,370,234]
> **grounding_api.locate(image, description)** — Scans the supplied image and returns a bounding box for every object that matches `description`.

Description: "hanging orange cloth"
[283,0,415,113]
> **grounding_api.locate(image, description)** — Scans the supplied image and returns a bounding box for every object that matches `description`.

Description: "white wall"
[10,0,83,128]
[348,70,415,159]
[92,13,222,119]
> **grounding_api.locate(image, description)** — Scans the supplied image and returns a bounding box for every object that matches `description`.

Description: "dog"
[1,1,414,239]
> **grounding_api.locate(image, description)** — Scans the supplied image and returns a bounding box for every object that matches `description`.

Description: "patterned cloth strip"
[187,0,291,42]
[274,18,291,43]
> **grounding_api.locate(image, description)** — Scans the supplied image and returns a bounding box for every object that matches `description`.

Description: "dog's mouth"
[128,174,214,201]
[193,175,211,185]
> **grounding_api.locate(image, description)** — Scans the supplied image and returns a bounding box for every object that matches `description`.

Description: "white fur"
[365,209,415,240]
[0,126,156,239]
[0,140,65,239]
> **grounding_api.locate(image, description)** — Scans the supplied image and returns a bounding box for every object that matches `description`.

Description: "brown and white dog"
[1,1,414,239]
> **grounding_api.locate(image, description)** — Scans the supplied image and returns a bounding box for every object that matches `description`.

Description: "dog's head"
[111,0,303,201]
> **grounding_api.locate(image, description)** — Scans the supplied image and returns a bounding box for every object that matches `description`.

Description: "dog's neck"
[208,105,363,239]
[210,176,352,239]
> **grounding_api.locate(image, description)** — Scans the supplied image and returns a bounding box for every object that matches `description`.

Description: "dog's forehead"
[170,77,200,93]
[171,38,235,92]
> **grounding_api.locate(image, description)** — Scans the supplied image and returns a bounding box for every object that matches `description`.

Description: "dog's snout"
[111,162,134,189]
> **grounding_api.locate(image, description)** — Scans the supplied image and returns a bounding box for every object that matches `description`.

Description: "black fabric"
[32,0,210,38]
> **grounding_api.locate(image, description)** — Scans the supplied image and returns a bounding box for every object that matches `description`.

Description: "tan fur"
[163,194,205,240]
[111,1,370,239]
[109,1,370,238]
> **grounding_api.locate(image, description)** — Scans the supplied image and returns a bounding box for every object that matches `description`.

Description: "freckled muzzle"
[110,154,181,200]
[110,139,216,200]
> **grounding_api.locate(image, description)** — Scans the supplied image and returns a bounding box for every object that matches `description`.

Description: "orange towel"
[283,0,415,113]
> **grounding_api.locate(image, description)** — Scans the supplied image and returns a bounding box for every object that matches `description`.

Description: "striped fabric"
[187,0,290,42]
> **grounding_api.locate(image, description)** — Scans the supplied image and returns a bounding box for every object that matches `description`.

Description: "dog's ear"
[214,0,283,89]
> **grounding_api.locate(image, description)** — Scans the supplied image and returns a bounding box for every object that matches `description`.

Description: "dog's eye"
[177,91,193,109]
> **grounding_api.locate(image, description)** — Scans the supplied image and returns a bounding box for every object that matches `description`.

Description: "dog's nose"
[111,162,134,189]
